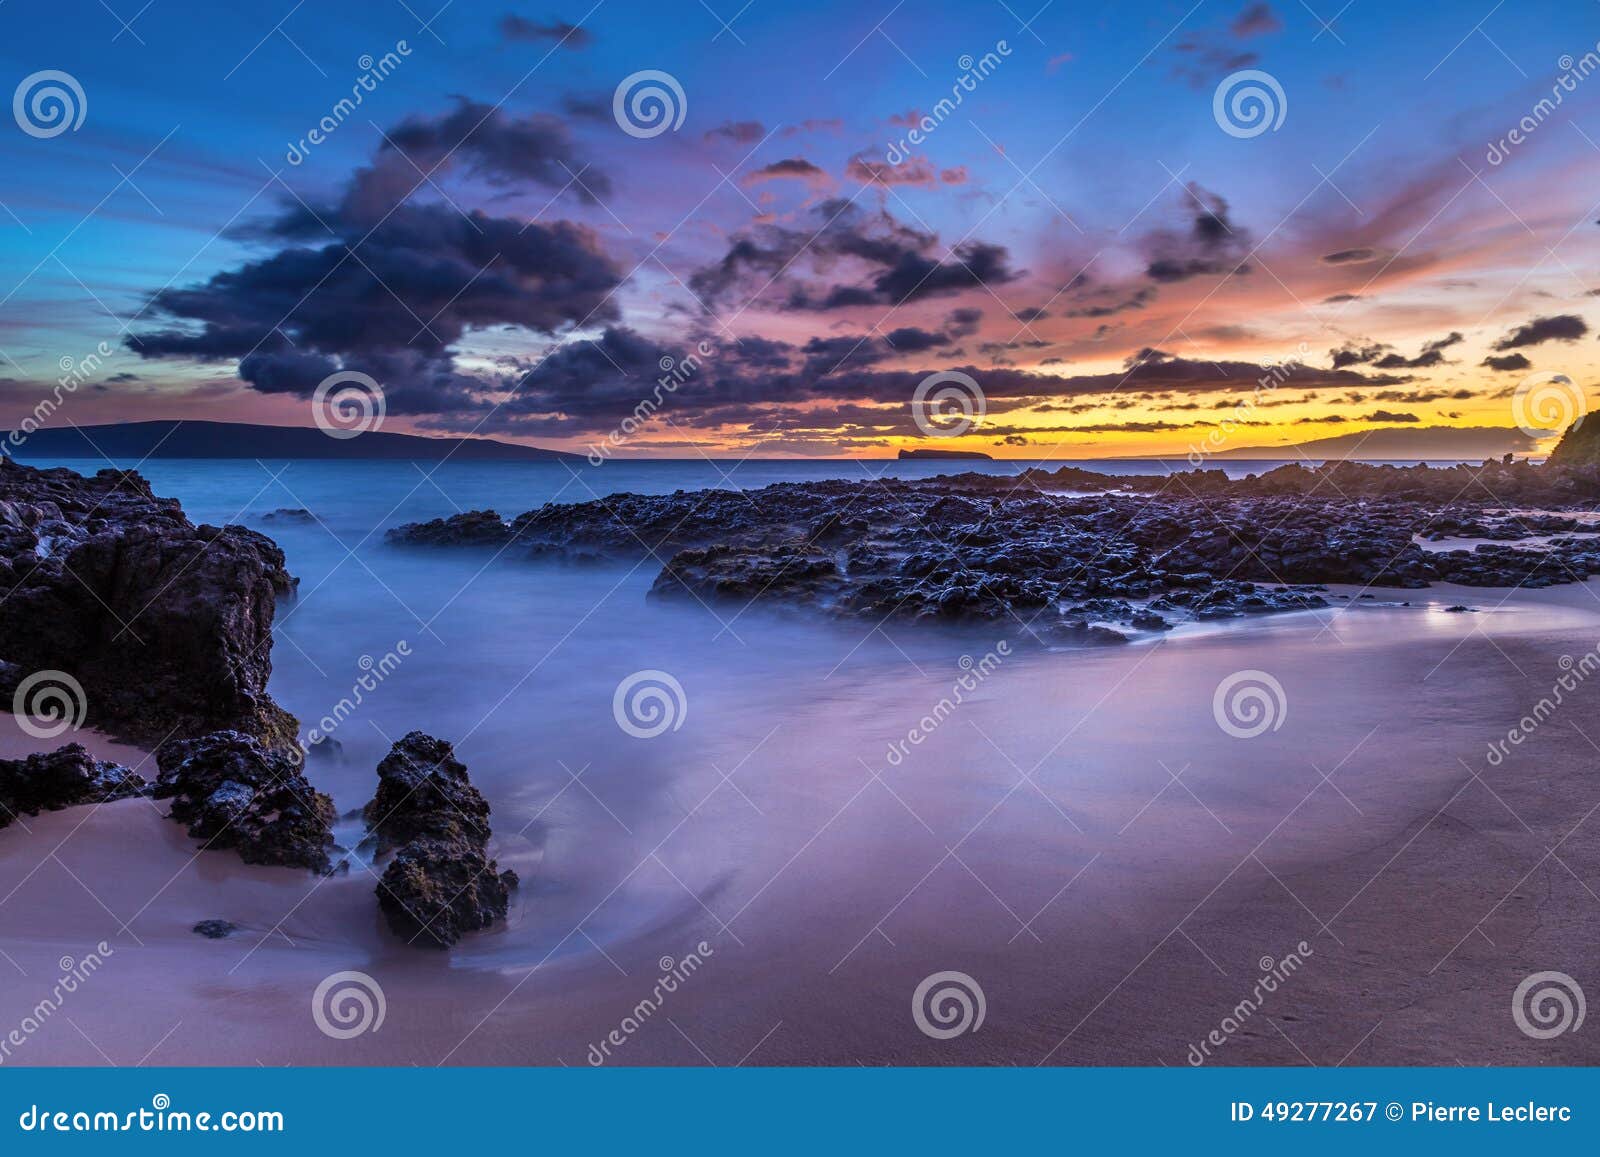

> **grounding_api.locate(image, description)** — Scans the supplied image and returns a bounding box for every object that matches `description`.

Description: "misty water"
[21,456,1598,982]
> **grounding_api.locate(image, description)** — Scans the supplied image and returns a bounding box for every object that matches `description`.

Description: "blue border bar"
[1,1067,1595,1150]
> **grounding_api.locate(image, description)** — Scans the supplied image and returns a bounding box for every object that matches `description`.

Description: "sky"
[1,0,1599,459]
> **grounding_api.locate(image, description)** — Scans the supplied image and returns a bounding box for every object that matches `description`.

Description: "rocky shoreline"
[387,459,1600,643]
[0,459,513,948]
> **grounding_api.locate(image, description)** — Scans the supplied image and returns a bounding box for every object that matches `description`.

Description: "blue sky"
[1,0,1597,457]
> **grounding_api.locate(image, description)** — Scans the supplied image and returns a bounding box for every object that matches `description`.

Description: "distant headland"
[2,420,580,462]
[897,447,994,460]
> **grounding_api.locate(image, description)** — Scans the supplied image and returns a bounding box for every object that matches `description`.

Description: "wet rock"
[260,508,314,524]
[651,544,841,606]
[0,743,148,830]
[386,509,512,547]
[364,732,517,947]
[0,458,299,749]
[375,838,518,948]
[191,919,238,939]
[153,731,335,873]
[304,734,343,762]
[382,463,1600,635]
[364,732,491,852]
[1039,621,1130,647]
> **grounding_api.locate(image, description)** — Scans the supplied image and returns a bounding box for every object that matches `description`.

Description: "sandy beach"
[3,580,1596,1067]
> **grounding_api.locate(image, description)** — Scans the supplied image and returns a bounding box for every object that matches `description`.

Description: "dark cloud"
[1064,286,1156,318]
[799,335,894,373]
[705,120,766,143]
[1142,184,1252,283]
[870,240,1019,303]
[134,208,618,357]
[1373,388,1474,403]
[1361,410,1420,423]
[499,15,593,47]
[1230,3,1283,36]
[1492,313,1589,350]
[688,198,1020,311]
[883,327,953,352]
[979,338,1051,355]
[1171,38,1258,88]
[1480,352,1531,371]
[125,104,623,416]
[1329,340,1388,369]
[379,99,611,202]
[944,307,983,337]
[1321,248,1380,265]
[1370,331,1462,369]
[743,158,828,186]
[845,152,968,187]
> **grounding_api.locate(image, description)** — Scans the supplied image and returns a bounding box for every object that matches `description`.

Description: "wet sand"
[2,585,1598,1066]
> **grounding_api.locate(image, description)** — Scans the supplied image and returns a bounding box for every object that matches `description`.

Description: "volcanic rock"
[364,732,517,947]
[0,458,298,748]
[153,730,335,873]
[0,743,147,830]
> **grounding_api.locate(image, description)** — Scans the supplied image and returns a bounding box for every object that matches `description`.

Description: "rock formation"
[0,458,298,749]
[0,743,147,830]
[364,732,517,947]
[154,730,335,873]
